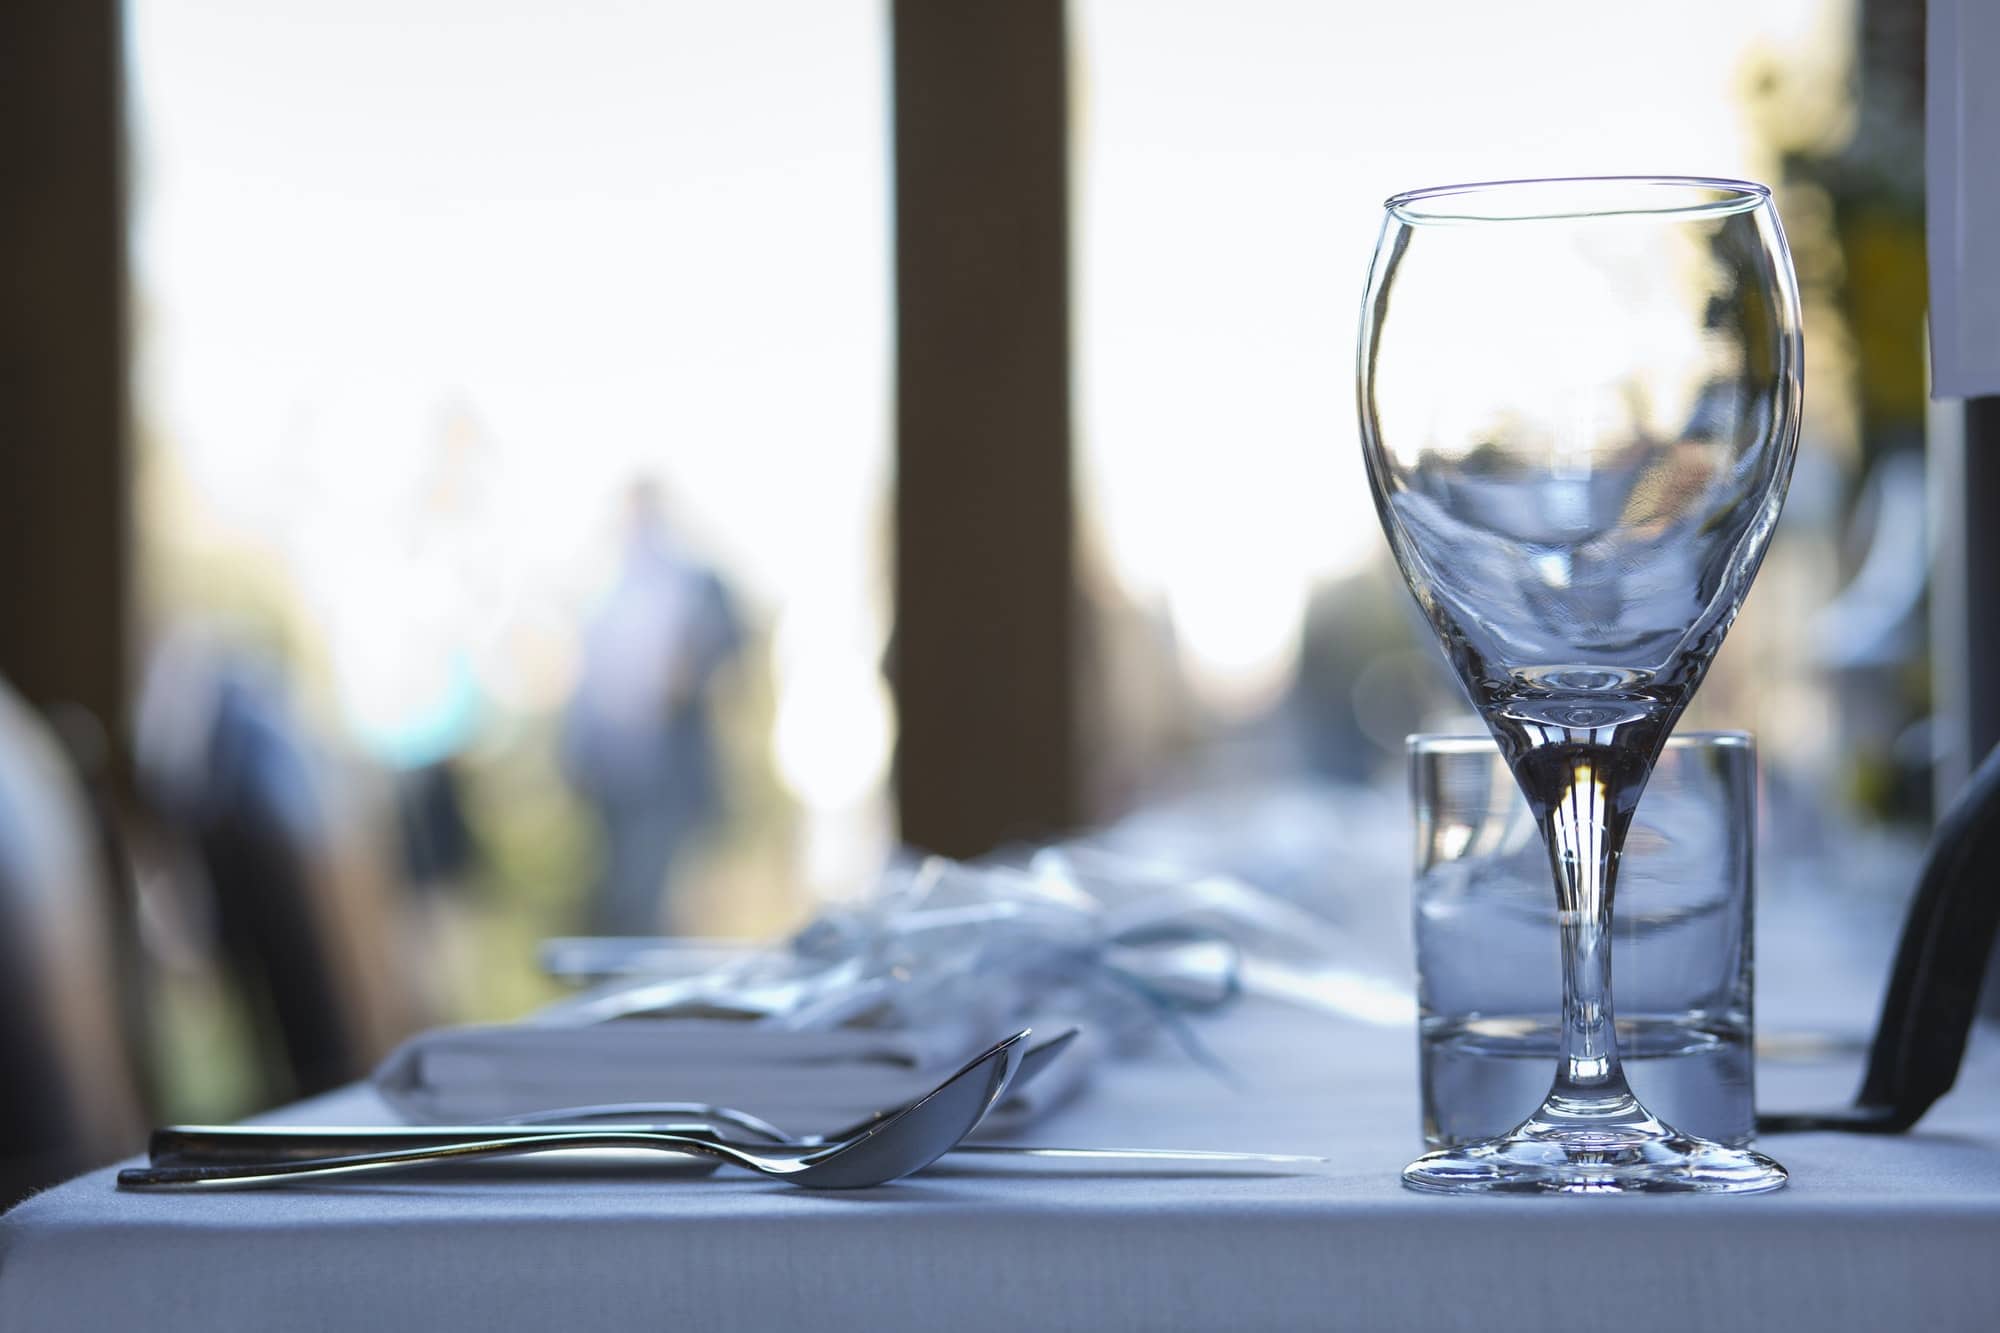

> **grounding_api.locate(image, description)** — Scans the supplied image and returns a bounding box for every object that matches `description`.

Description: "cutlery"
[152,1028,1081,1168]
[149,1028,1325,1170]
[151,1125,1323,1170]
[148,1020,1320,1168]
[118,1030,1026,1191]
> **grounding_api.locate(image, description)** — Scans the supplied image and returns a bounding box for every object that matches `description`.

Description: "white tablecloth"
[5,996,1999,1333]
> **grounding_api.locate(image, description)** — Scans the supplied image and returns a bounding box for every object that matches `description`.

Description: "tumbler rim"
[1406,729,1752,754]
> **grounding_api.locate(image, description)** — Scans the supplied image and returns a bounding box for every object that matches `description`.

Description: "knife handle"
[150,1124,726,1171]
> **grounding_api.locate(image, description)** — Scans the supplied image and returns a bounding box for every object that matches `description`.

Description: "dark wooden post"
[0,0,132,771]
[892,1,1078,856]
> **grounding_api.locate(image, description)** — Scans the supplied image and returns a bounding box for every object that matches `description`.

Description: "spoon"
[119,1030,1027,1191]
[148,1026,1324,1172]
[151,1029,1081,1168]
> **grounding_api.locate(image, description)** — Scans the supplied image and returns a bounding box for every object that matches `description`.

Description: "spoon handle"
[119,1131,757,1190]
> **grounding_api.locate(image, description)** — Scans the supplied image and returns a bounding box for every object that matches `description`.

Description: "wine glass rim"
[1384,175,1770,225]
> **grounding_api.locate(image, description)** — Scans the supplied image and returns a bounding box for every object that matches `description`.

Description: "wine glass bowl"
[1358,177,1801,1194]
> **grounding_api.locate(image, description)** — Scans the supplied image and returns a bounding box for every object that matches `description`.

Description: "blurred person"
[563,481,743,935]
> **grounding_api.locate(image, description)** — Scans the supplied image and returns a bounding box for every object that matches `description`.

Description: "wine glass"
[1357,177,1801,1194]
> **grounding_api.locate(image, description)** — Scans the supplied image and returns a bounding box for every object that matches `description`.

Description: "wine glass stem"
[1550,822,1625,1101]
[1529,744,1647,1121]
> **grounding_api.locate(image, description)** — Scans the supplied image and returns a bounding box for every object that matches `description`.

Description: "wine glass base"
[1402,1120,1788,1196]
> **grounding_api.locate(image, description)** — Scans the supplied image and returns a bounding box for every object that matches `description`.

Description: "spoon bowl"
[510,1026,1083,1145]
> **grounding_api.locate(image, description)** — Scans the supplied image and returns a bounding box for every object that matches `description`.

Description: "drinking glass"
[1357,177,1801,1194]
[1413,732,1757,1150]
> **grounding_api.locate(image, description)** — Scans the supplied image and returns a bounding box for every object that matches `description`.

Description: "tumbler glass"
[1412,731,1756,1147]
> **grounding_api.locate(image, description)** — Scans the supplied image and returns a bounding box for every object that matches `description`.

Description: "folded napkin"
[373,1017,1096,1133]
[371,849,1313,1134]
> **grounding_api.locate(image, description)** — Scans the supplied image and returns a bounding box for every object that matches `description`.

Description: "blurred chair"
[0,678,144,1206]
[139,635,418,1106]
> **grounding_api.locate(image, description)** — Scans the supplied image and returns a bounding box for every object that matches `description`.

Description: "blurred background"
[0,0,1956,1200]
